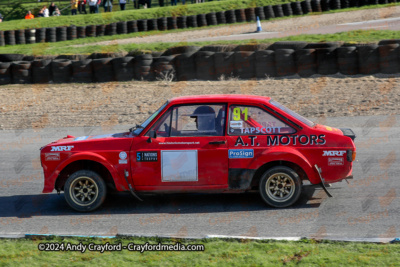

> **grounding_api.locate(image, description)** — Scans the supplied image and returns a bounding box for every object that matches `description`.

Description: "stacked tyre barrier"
[1,0,394,46]
[1,41,400,84]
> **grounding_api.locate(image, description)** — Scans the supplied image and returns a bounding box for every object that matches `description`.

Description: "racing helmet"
[190,106,216,131]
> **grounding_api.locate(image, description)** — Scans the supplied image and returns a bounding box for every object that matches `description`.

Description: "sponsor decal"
[234,135,326,146]
[74,136,88,141]
[136,151,158,162]
[323,150,346,156]
[159,142,200,145]
[228,149,254,159]
[119,151,128,164]
[45,153,60,161]
[241,127,281,134]
[119,151,127,159]
[230,121,243,128]
[50,145,74,152]
[328,157,344,166]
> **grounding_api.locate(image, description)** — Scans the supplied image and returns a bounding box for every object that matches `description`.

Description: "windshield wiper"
[129,124,144,132]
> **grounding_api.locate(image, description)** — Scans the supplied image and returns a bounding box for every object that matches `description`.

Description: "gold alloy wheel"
[69,176,99,206]
[265,172,295,203]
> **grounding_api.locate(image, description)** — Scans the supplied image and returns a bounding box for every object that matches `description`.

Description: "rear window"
[269,100,315,127]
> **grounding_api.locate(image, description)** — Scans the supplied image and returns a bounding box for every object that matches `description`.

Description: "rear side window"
[147,104,226,137]
[228,105,295,135]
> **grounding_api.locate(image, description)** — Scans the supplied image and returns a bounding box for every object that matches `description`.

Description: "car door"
[131,103,229,190]
[225,104,296,188]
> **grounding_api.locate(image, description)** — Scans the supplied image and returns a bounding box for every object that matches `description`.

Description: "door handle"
[209,141,226,145]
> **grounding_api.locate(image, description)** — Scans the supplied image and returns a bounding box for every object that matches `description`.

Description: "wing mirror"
[147,130,157,143]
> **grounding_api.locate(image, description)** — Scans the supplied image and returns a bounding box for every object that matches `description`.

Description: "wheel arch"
[250,160,309,190]
[55,160,116,192]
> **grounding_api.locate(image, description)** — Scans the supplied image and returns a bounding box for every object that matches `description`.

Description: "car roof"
[169,94,271,104]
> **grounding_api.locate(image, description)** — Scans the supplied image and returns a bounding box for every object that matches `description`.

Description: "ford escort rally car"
[40,95,356,212]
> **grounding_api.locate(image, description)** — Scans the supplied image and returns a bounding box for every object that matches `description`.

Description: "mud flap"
[124,170,143,202]
[314,164,333,198]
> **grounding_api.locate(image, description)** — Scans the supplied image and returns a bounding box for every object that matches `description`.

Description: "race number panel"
[161,150,198,182]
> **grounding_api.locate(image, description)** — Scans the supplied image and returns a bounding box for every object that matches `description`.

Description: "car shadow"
[0,185,332,218]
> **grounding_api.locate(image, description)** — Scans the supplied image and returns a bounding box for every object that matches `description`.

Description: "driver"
[190,106,216,132]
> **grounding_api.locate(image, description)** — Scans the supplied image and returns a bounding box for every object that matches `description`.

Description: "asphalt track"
[192,17,400,42]
[0,115,399,242]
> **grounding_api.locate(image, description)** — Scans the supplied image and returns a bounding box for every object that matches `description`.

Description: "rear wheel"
[259,166,302,208]
[64,170,107,212]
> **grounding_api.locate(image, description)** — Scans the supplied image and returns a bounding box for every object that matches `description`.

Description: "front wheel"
[64,170,107,212]
[259,166,302,208]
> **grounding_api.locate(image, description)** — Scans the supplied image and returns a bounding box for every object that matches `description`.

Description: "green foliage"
[0,29,398,56]
[0,237,399,266]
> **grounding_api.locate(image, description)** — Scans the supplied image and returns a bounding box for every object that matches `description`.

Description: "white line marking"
[362,26,388,29]
[338,17,400,26]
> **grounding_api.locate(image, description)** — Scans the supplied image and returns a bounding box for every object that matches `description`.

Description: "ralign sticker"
[45,153,60,161]
[137,151,158,162]
[230,121,243,128]
[328,157,344,166]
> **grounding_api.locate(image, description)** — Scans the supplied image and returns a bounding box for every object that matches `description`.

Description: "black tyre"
[259,166,302,208]
[64,170,107,212]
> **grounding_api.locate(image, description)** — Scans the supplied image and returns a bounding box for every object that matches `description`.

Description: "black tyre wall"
[16,29,26,45]
[67,26,77,40]
[5,30,16,45]
[358,44,380,74]
[273,5,284,17]
[25,29,36,44]
[255,50,276,78]
[379,44,400,74]
[214,52,235,78]
[175,52,197,81]
[92,58,115,82]
[112,57,134,81]
[197,14,207,27]
[234,51,255,79]
[152,55,176,80]
[96,24,106,37]
[316,48,338,75]
[295,49,317,77]
[275,49,296,76]
[72,59,93,83]
[36,28,46,43]
[337,46,358,75]
[32,59,52,83]
[51,59,71,83]
[134,54,153,80]
[12,61,31,84]
[56,27,67,41]
[0,62,12,85]
[235,9,246,22]
[195,51,215,80]
[117,21,128,34]
[127,20,138,33]
[264,6,275,19]
[225,10,236,23]
[177,16,187,29]
[255,7,266,20]
[245,8,256,22]
[216,11,226,24]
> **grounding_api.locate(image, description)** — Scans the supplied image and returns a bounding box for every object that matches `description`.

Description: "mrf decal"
[234,135,326,146]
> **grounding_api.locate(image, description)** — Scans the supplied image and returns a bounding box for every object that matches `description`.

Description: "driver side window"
[147,104,226,137]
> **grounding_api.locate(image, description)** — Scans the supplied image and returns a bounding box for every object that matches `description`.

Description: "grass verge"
[0,29,398,56]
[0,236,399,266]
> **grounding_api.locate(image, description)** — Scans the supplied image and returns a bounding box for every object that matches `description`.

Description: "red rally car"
[40,95,356,212]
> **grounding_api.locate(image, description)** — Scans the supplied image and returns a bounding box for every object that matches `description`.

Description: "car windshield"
[132,101,168,135]
[269,100,315,127]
